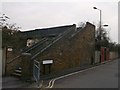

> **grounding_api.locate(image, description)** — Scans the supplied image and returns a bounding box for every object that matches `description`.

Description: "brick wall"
[109,51,118,60]
[3,22,95,76]
[37,22,95,75]
[3,47,22,75]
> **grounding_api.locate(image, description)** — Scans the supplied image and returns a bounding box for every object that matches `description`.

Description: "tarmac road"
[52,59,118,88]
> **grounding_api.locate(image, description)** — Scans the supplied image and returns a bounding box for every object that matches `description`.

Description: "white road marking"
[46,79,54,88]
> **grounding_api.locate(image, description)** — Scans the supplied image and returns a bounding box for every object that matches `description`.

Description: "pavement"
[1,59,118,89]
[1,76,46,89]
[0,77,2,90]
[2,76,30,88]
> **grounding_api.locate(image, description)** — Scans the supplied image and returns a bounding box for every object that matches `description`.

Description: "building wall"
[4,22,95,76]
[109,51,118,60]
[2,47,9,75]
[0,49,2,77]
[37,22,95,75]
[4,24,77,75]
[3,47,22,75]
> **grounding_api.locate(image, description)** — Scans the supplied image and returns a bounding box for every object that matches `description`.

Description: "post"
[93,7,102,63]
[43,65,45,75]
[49,64,51,74]
[21,53,32,81]
[4,47,7,76]
[99,9,102,40]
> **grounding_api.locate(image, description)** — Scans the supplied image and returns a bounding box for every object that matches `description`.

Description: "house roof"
[21,24,76,38]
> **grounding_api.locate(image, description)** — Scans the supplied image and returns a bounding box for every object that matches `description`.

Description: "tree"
[78,22,86,28]
[1,13,25,51]
[95,25,110,50]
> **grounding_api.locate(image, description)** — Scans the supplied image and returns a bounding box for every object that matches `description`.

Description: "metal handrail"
[31,26,75,60]
[7,55,21,64]
[7,38,47,64]
[22,38,47,52]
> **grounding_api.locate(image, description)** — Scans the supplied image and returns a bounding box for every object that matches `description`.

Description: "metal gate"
[33,60,40,86]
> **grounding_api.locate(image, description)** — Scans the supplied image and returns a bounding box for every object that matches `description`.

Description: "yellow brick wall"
[38,22,95,75]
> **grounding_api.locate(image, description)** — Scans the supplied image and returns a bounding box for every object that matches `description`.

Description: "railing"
[31,26,76,60]
[22,38,47,53]
[7,38,47,64]
[6,38,49,74]
[30,27,83,64]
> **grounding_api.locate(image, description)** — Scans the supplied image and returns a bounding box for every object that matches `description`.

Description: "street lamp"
[103,24,108,27]
[93,7,102,40]
[93,7,110,63]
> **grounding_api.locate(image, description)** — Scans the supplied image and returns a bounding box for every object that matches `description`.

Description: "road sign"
[7,48,13,51]
[43,60,53,64]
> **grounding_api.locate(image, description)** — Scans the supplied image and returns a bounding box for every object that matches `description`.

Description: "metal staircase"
[9,25,83,78]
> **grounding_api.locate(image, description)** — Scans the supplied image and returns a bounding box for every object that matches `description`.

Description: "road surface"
[51,59,118,88]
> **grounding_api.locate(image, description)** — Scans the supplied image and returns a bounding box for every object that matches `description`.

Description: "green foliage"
[2,26,26,52]
[95,25,110,50]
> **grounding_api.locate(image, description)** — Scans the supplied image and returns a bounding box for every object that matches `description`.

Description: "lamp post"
[93,7,102,40]
[93,7,110,63]
[93,7,102,63]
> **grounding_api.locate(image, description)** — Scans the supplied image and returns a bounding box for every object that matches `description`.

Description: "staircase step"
[12,73,22,77]
[12,67,22,77]
[18,67,22,70]
[15,70,22,73]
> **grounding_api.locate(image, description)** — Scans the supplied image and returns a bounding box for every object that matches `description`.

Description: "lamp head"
[93,7,97,9]
[103,24,108,27]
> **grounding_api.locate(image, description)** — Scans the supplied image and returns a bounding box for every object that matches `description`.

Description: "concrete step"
[12,67,22,77]
[12,73,22,77]
[15,70,22,73]
[18,67,22,70]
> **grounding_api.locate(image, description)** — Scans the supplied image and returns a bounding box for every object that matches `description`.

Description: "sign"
[43,60,53,64]
[7,48,13,51]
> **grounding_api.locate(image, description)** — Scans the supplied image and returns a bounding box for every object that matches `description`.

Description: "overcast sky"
[1,0,119,43]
